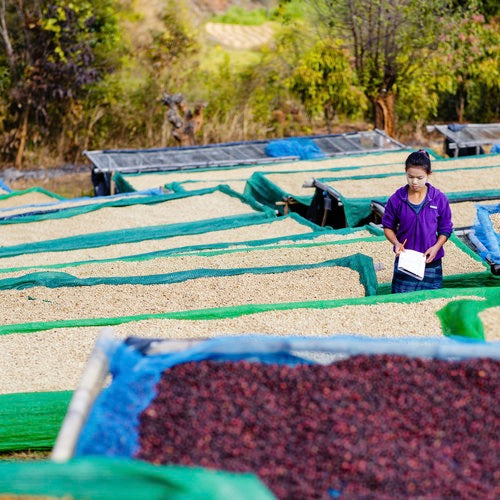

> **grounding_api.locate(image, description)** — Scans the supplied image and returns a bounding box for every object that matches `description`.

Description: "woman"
[382,150,453,293]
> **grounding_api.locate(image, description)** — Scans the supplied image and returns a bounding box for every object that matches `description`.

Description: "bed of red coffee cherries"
[136,355,499,499]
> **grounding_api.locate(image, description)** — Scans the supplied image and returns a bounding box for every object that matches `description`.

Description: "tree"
[287,38,367,131]
[0,0,119,167]
[436,7,500,122]
[308,0,451,138]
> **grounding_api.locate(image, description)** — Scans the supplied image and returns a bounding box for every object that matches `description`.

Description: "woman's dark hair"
[405,149,432,174]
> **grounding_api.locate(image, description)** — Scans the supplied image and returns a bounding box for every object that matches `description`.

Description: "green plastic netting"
[0,253,377,295]
[0,390,71,451]
[0,285,497,337]
[0,213,368,263]
[0,224,381,276]
[0,457,274,499]
[0,231,488,293]
[244,164,500,226]
[437,296,500,340]
[0,184,272,225]
[113,149,424,194]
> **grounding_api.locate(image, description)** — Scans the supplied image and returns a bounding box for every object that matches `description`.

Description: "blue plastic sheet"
[0,178,11,192]
[471,203,500,264]
[265,139,326,160]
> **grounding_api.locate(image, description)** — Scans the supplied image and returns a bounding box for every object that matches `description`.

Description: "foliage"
[0,0,499,167]
[0,0,121,164]
[210,6,271,26]
[210,1,307,26]
[435,5,500,122]
[287,38,367,125]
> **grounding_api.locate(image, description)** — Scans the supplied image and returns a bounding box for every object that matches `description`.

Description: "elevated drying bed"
[0,216,374,271]
[247,164,500,226]
[0,186,273,247]
[0,233,487,288]
[63,334,500,498]
[117,150,498,196]
[0,187,63,212]
[0,188,164,220]
[0,287,496,455]
[0,286,497,396]
[0,254,376,326]
[114,149,419,193]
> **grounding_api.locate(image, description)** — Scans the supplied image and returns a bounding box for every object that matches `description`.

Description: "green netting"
[0,230,485,294]
[0,391,71,452]
[244,165,500,226]
[0,212,278,258]
[0,228,378,276]
[0,457,274,499]
[437,294,500,340]
[0,211,364,260]
[0,253,378,296]
[0,187,64,204]
[0,184,273,226]
[339,189,500,228]
[0,286,496,337]
[113,149,423,194]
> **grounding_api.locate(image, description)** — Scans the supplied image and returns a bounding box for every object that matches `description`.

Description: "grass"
[0,449,51,461]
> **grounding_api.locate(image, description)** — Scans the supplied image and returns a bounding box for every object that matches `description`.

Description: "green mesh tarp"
[0,253,378,296]
[0,286,497,338]
[0,187,63,206]
[0,184,273,226]
[0,212,278,258]
[0,230,487,293]
[437,293,500,340]
[0,457,274,499]
[0,212,355,260]
[245,165,500,226]
[0,391,71,452]
[113,149,423,194]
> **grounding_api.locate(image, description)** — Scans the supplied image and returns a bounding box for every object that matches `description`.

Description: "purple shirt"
[382,183,453,261]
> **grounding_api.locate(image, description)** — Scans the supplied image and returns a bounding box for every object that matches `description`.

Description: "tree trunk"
[0,0,15,70]
[457,93,465,123]
[15,107,29,168]
[373,91,396,139]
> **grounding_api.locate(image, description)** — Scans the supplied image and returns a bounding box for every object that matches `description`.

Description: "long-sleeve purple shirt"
[382,183,453,261]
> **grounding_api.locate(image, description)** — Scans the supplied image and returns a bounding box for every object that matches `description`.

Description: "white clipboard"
[397,249,426,280]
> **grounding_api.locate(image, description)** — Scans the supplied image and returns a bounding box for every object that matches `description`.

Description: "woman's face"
[406,166,428,193]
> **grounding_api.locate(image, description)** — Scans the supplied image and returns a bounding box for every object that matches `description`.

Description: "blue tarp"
[265,139,326,160]
[471,203,500,264]
[0,178,11,192]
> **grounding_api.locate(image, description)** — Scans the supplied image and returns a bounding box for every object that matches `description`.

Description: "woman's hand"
[425,235,448,263]
[424,244,439,263]
[395,240,406,255]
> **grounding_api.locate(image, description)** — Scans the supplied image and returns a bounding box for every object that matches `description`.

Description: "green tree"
[287,38,367,131]
[436,7,500,122]
[0,0,120,167]
[308,0,451,138]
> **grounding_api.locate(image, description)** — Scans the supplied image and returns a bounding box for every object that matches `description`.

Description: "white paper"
[397,249,426,280]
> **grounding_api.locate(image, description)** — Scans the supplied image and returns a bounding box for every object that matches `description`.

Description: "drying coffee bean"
[136,355,499,499]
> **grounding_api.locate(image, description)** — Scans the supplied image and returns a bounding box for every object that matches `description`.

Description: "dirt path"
[204,22,275,49]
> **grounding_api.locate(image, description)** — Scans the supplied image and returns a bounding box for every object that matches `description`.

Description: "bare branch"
[0,0,15,69]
